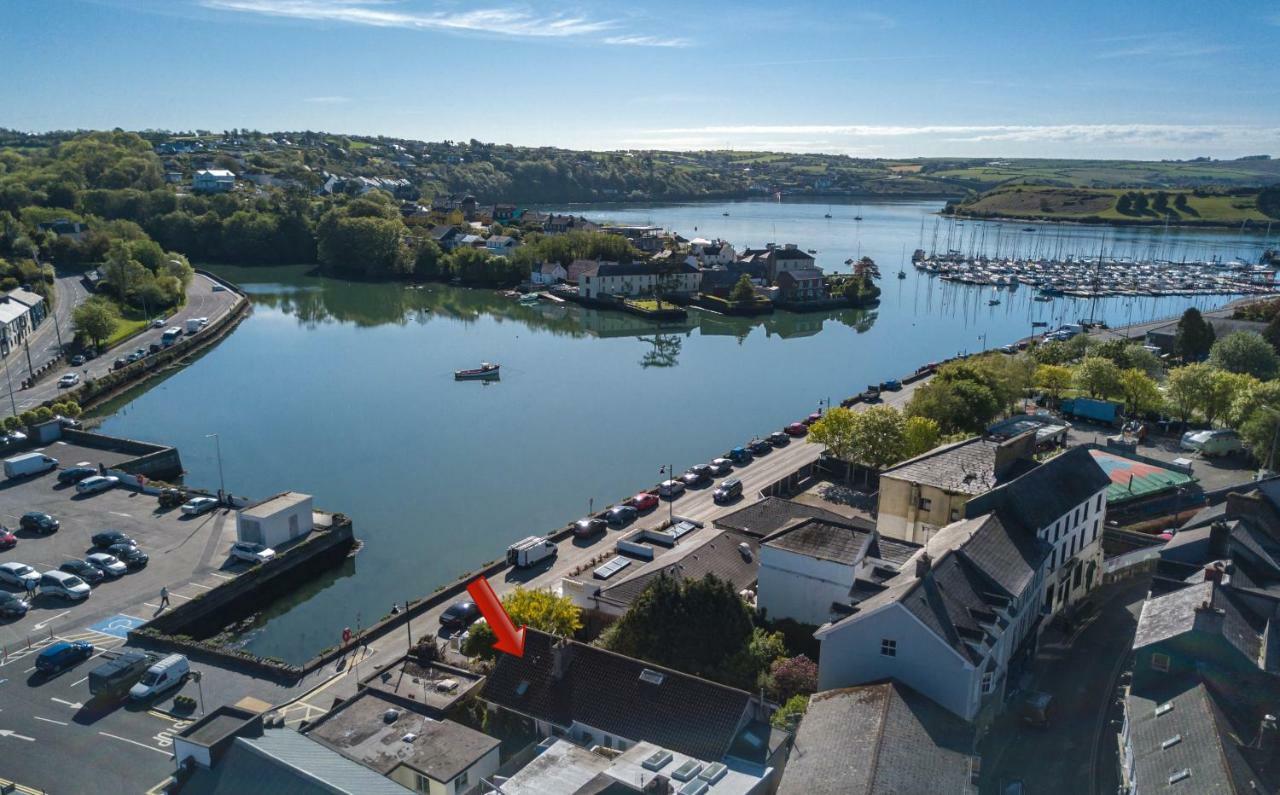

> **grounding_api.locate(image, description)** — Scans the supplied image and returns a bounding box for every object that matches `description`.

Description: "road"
[13,273,240,411]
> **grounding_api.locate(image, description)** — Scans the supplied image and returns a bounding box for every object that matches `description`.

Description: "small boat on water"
[517,293,540,305]
[1022,227,1036,232]
[988,298,1001,306]
[722,212,730,216]
[897,270,907,279]
[455,362,500,380]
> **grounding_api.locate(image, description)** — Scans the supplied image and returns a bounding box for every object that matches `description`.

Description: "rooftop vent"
[642,749,674,771]
[1161,734,1182,749]
[639,669,666,686]
[1155,702,1174,717]
[401,733,417,744]
[382,709,401,724]
[671,760,703,782]
[1168,769,1190,785]
[698,762,727,783]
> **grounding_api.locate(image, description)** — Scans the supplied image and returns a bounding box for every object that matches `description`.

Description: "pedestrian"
[159,585,170,608]
[390,602,401,615]
[26,581,36,601]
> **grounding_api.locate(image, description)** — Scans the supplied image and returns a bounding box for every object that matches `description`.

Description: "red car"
[628,492,659,512]
[803,412,822,426]
[0,529,15,550]
[785,422,808,437]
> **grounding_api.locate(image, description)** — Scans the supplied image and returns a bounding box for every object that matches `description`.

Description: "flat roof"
[361,656,484,713]
[1088,449,1196,504]
[179,706,259,747]
[240,491,311,519]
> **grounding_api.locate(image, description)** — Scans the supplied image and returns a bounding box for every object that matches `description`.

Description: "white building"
[579,262,660,299]
[483,235,518,258]
[0,295,35,357]
[237,491,313,548]
[193,168,236,192]
[688,238,737,267]
[530,261,567,286]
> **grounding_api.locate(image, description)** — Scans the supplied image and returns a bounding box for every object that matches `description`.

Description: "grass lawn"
[103,316,149,350]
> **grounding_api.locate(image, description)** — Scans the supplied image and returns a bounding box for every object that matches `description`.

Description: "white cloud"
[602,34,691,48]
[303,95,351,103]
[1090,32,1225,60]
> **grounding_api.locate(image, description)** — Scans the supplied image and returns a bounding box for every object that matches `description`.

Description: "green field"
[953,184,1279,227]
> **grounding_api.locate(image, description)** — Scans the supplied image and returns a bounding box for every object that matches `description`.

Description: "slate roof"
[482,629,752,761]
[764,518,872,565]
[715,496,873,539]
[883,437,1019,496]
[778,682,976,795]
[596,262,659,278]
[965,446,1110,535]
[181,727,414,795]
[1132,581,1265,667]
[596,530,760,609]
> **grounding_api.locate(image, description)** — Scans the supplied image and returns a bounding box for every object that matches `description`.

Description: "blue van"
[35,640,94,674]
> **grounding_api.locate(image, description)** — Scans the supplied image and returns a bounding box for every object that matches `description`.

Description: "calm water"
[94,199,1269,663]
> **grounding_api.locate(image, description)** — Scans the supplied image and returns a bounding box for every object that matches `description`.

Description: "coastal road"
[11,273,240,412]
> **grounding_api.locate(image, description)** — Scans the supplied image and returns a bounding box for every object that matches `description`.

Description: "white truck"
[4,452,58,479]
[186,318,205,334]
[506,536,557,568]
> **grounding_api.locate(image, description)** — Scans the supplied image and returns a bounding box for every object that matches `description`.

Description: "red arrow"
[466,576,525,658]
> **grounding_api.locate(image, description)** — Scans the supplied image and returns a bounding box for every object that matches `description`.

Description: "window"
[981,672,994,694]
[880,638,897,657]
[1049,549,1057,572]
[1097,493,1104,512]
[917,497,932,511]
[415,773,431,793]
[455,770,469,788]
[1151,653,1171,672]
[949,508,960,522]
[1092,519,1099,543]
[1084,500,1090,520]
[1069,536,1077,558]
[1073,563,1083,588]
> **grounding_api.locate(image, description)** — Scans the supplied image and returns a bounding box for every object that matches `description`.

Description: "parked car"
[133,348,146,359]
[19,511,59,535]
[86,552,128,578]
[0,561,41,589]
[125,353,140,364]
[148,342,162,354]
[4,452,57,479]
[768,431,790,447]
[113,357,128,370]
[681,465,711,486]
[880,379,902,391]
[57,373,80,388]
[803,412,823,426]
[92,530,135,549]
[658,479,686,498]
[708,458,733,476]
[573,517,607,538]
[439,600,480,630]
[726,447,753,464]
[35,640,94,674]
[70,355,85,366]
[748,438,773,455]
[107,544,149,569]
[76,475,119,495]
[628,492,659,512]
[57,466,98,485]
[129,654,189,701]
[713,478,743,504]
[89,650,157,700]
[4,430,27,445]
[0,528,15,550]
[180,496,219,516]
[151,318,167,329]
[55,415,82,429]
[785,422,807,437]
[606,504,637,525]
[230,541,275,565]
[1180,429,1244,457]
[0,591,29,618]
[39,570,91,601]
[60,559,105,585]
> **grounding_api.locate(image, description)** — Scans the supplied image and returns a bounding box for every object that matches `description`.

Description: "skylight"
[1155,702,1173,716]
[1161,734,1182,749]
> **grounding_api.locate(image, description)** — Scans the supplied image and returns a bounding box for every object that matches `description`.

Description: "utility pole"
[206,433,226,502]
[2,358,16,416]
[23,338,33,379]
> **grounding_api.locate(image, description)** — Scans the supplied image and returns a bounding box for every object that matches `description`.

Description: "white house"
[662,262,703,298]
[579,262,660,299]
[814,513,1050,726]
[236,491,313,548]
[530,261,567,286]
[757,517,920,627]
[0,296,35,357]
[688,238,737,267]
[193,168,236,193]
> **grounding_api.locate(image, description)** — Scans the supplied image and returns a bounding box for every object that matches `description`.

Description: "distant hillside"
[947,185,1280,228]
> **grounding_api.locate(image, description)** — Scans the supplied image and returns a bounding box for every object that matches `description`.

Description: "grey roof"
[1132,581,1265,667]
[882,437,1012,496]
[716,496,873,539]
[306,691,498,783]
[965,446,1110,535]
[597,530,760,609]
[596,262,658,278]
[778,682,976,795]
[764,518,873,565]
[482,629,752,761]
[776,268,824,284]
[181,727,414,795]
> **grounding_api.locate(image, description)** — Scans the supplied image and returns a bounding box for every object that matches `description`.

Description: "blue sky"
[4,0,1279,158]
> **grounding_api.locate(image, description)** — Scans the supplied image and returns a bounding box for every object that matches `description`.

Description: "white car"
[152,318,167,328]
[230,541,276,565]
[181,496,219,516]
[0,562,41,589]
[57,373,80,388]
[86,553,128,578]
[40,570,91,601]
[76,475,119,495]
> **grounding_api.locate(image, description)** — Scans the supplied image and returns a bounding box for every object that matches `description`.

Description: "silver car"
[86,553,128,578]
[0,562,41,589]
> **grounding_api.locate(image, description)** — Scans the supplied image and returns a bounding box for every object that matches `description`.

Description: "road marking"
[171,592,191,601]
[22,667,35,674]
[108,512,132,518]
[188,582,212,590]
[32,611,70,631]
[50,697,83,709]
[87,614,145,640]
[208,572,233,580]
[98,731,171,755]
[0,729,35,742]
[33,716,67,726]
[70,676,88,687]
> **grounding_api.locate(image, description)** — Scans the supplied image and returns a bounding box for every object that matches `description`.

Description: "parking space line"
[22,667,35,674]
[33,716,67,726]
[208,572,232,580]
[70,676,88,687]
[98,731,172,756]
[188,582,212,590]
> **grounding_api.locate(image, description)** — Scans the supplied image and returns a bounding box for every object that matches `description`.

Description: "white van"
[129,654,189,701]
[39,570,91,601]
[4,453,58,479]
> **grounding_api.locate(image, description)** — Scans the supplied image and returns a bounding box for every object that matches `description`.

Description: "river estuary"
[93,198,1271,663]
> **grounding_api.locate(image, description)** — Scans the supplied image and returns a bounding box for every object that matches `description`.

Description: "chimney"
[1193,599,1225,636]
[1203,563,1224,584]
[1208,520,1231,559]
[551,638,575,682]
[1258,714,1278,753]
[915,552,932,578]
[644,775,673,795]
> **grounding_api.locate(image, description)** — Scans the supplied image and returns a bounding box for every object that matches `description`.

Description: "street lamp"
[659,464,675,526]
[191,669,205,716]
[205,433,226,503]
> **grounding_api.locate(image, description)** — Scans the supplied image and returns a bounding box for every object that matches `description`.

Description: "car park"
[658,479,686,498]
[230,541,275,565]
[39,570,91,601]
[0,591,29,618]
[628,492,659,512]
[57,466,98,485]
[784,422,807,437]
[0,528,15,549]
[768,431,790,447]
[86,552,128,577]
[76,475,120,494]
[713,478,743,504]
[748,438,773,455]
[92,530,135,549]
[0,561,41,589]
[709,457,733,476]
[35,640,94,674]
[606,504,637,525]
[440,600,480,630]
[573,517,607,538]
[57,373,80,388]
[60,558,105,585]
[19,511,59,534]
[180,496,219,516]
[108,543,149,569]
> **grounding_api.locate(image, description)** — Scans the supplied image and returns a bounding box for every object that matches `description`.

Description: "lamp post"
[191,669,205,716]
[2,358,15,417]
[659,464,674,526]
[205,433,226,503]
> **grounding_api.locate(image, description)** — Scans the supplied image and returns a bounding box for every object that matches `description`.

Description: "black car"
[768,431,790,447]
[439,600,480,630]
[19,512,59,535]
[92,530,135,549]
[606,504,637,526]
[107,543,148,569]
[713,478,743,504]
[573,516,607,538]
[113,358,127,370]
[149,342,163,354]
[748,438,773,455]
[59,559,105,585]
[0,591,30,618]
[57,466,98,485]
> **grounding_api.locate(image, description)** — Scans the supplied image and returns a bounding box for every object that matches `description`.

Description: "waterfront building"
[236,491,313,548]
[738,244,815,283]
[774,268,825,302]
[484,234,518,258]
[193,168,236,193]
[1143,315,1268,355]
[688,238,737,267]
[579,262,661,299]
[530,261,567,286]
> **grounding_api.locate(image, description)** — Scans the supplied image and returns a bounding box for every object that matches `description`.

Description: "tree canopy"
[1174,307,1215,361]
[1208,331,1280,380]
